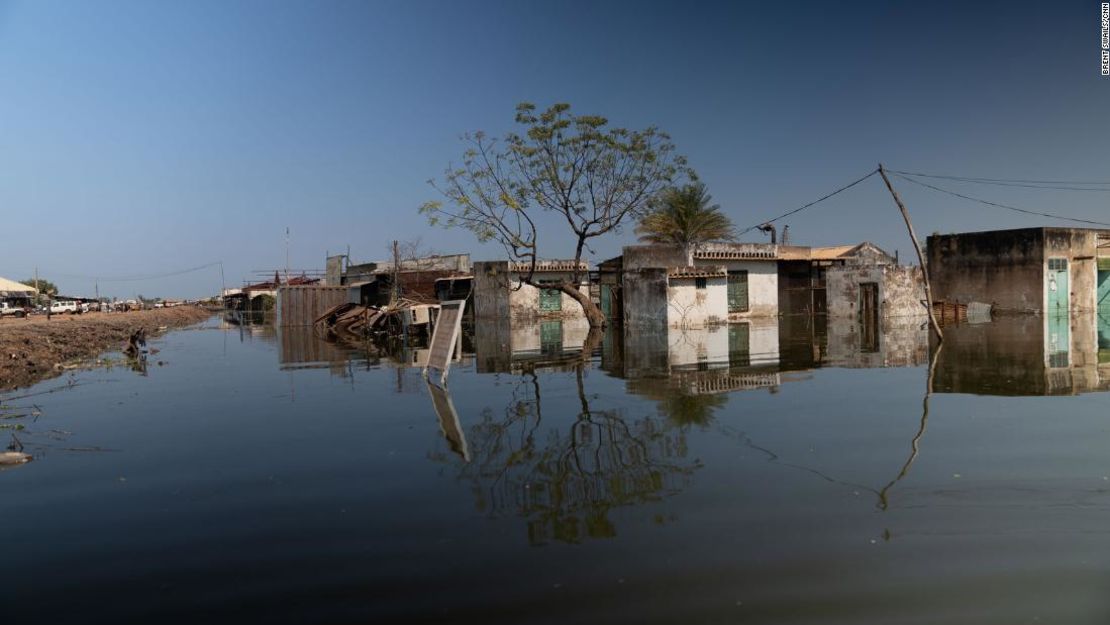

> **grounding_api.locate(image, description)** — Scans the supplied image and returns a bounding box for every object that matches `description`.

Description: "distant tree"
[635,182,734,265]
[21,278,56,295]
[421,102,690,328]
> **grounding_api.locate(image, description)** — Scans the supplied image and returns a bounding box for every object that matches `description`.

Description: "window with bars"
[538,281,562,312]
[727,271,749,312]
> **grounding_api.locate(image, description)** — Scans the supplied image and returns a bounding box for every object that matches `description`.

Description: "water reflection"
[269,310,1110,402]
[436,368,698,545]
[933,312,1110,396]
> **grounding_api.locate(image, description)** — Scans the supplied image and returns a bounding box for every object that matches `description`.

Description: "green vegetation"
[421,101,689,328]
[636,182,734,265]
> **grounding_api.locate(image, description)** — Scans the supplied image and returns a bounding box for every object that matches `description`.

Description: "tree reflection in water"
[625,377,729,430]
[448,366,702,546]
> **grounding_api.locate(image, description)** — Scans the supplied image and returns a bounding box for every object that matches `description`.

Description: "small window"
[695,277,707,290]
[727,271,749,313]
[1048,258,1068,271]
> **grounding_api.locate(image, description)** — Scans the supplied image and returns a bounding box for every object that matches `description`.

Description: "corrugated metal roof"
[0,276,35,295]
[810,245,858,260]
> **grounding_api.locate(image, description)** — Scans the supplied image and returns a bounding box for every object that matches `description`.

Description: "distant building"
[0,276,35,307]
[339,253,471,306]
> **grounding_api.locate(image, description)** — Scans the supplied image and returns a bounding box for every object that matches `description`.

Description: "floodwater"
[3,311,1110,624]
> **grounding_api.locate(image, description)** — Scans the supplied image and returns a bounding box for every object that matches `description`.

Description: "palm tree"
[636,183,734,265]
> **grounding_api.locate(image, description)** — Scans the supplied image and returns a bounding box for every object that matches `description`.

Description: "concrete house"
[472,260,591,321]
[777,242,900,315]
[621,242,780,329]
[927,227,1110,314]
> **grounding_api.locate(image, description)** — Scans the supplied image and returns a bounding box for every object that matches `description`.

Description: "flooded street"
[4,313,1110,624]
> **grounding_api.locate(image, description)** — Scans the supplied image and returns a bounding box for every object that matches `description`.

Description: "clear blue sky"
[1,0,1107,298]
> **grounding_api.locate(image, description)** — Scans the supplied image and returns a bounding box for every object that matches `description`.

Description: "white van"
[50,300,79,314]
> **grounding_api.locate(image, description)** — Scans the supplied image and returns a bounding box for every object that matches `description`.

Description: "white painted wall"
[507,271,588,319]
[666,277,727,328]
[689,259,778,318]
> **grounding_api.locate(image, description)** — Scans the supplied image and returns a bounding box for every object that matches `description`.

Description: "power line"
[49,261,225,282]
[892,174,1110,228]
[736,168,879,236]
[890,169,1110,190]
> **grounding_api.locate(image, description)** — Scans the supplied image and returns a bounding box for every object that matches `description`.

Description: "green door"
[727,271,749,313]
[600,284,611,317]
[1097,262,1110,311]
[1047,258,1068,313]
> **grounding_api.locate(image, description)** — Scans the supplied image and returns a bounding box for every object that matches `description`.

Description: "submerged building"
[472,260,591,321]
[615,241,925,330]
[620,242,781,329]
[927,227,1110,314]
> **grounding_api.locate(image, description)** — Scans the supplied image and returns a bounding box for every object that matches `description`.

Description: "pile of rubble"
[314,299,439,342]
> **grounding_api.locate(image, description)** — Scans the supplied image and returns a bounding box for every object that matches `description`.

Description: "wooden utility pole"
[879,164,943,341]
[391,240,401,304]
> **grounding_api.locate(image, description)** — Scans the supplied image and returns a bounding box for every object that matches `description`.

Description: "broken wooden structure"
[314,298,441,343]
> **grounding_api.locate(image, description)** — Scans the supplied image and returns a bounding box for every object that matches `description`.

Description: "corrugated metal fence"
[278,285,347,327]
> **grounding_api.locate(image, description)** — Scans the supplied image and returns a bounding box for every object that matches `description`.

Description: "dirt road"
[0,307,212,392]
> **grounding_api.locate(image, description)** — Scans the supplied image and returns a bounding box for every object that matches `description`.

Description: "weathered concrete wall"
[826,265,926,320]
[1045,228,1103,313]
[927,228,1045,313]
[623,268,668,329]
[666,276,727,328]
[506,271,588,320]
[473,261,511,319]
[718,260,778,318]
[325,255,344,287]
[623,245,778,319]
[622,245,687,270]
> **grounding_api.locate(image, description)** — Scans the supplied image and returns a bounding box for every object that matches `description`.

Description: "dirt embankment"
[0,307,213,392]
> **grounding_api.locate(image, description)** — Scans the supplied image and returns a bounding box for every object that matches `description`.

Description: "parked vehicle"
[50,300,79,314]
[0,302,28,318]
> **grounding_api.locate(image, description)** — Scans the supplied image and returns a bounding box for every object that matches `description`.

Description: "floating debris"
[0,451,31,465]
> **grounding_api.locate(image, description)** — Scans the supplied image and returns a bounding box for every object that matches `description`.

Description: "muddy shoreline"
[0,307,213,392]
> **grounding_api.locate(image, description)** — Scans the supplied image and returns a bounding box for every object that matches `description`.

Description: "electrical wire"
[736,168,880,236]
[892,174,1110,228]
[48,262,224,282]
[890,169,1110,190]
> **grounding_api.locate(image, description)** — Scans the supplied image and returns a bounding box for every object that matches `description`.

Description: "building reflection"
[932,311,1110,396]
[270,308,1110,400]
[264,310,1110,538]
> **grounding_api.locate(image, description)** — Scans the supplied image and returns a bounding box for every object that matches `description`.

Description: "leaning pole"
[878,164,943,341]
